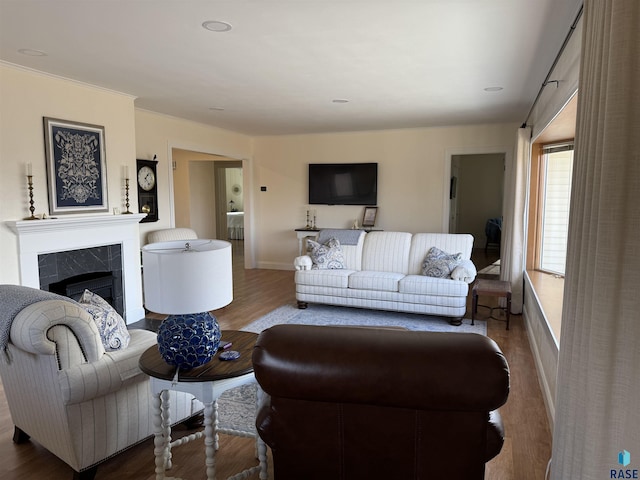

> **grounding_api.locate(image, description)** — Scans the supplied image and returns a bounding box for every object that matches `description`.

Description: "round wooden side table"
[139,330,268,480]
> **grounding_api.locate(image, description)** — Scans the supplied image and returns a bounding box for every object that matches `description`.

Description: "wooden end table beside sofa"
[471,278,512,330]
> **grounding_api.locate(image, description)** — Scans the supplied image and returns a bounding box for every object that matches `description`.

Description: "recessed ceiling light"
[332,99,349,104]
[209,106,225,111]
[484,86,503,92]
[202,20,232,32]
[18,48,47,56]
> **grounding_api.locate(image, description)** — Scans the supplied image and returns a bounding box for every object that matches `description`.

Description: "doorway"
[448,153,505,272]
[171,148,247,266]
[214,161,244,241]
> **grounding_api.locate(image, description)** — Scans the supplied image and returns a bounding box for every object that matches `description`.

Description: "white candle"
[26,162,32,176]
[124,165,129,179]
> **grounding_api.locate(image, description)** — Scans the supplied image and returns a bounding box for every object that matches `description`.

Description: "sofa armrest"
[451,258,477,283]
[294,255,313,271]
[254,324,510,411]
[10,300,105,363]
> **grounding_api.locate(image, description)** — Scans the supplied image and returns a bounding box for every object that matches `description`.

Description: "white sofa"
[0,285,202,480]
[294,231,477,323]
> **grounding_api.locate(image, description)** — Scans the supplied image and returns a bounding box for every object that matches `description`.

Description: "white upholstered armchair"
[0,286,200,480]
[146,227,198,244]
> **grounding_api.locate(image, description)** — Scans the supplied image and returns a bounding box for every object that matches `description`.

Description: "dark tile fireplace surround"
[38,244,124,316]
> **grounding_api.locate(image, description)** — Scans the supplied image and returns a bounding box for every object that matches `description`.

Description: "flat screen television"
[308,163,378,206]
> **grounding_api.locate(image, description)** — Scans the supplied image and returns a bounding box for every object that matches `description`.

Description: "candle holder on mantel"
[123,178,133,214]
[24,175,39,220]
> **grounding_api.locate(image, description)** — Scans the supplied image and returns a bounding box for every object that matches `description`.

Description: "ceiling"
[0,0,582,136]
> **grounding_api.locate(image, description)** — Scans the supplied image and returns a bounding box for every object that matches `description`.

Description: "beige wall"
[252,124,516,269]
[0,64,136,284]
[188,161,217,239]
[133,110,252,243]
[0,64,253,284]
[1,62,518,279]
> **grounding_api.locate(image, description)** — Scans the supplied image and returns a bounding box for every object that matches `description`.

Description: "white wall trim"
[1,61,138,99]
[523,304,556,430]
[523,271,559,430]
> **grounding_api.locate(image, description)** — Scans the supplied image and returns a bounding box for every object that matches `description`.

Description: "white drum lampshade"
[142,239,233,369]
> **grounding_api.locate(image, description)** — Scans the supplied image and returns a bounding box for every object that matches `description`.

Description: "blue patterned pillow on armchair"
[79,289,130,351]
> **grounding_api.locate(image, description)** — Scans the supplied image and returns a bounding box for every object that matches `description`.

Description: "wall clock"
[137,158,158,222]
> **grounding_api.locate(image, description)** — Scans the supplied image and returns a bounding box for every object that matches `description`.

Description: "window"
[537,143,574,275]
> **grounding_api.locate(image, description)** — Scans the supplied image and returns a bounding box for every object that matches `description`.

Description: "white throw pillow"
[422,247,463,278]
[307,237,345,270]
[79,289,130,351]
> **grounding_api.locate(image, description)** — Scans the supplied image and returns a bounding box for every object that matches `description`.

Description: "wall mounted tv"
[308,163,378,206]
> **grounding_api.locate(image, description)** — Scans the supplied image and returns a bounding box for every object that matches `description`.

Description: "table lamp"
[142,239,233,370]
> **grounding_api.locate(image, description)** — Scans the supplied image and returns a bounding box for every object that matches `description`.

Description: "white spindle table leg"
[152,390,168,479]
[204,401,216,480]
[161,389,173,469]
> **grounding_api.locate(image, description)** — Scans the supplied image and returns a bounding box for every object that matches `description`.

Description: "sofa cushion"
[421,247,463,278]
[307,238,345,270]
[348,271,405,292]
[295,269,353,288]
[79,289,130,351]
[399,275,469,297]
[361,231,412,273]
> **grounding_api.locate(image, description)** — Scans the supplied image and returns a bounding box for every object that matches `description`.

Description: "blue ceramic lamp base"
[157,312,222,370]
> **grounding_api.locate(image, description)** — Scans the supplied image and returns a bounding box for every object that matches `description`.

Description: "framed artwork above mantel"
[43,117,109,215]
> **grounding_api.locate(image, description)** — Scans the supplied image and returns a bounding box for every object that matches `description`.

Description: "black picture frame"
[362,206,378,227]
[43,117,108,215]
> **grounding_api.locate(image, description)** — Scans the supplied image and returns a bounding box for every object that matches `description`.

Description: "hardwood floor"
[0,242,552,480]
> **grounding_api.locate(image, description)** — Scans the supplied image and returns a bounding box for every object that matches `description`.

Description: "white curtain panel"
[499,126,530,314]
[551,1,640,479]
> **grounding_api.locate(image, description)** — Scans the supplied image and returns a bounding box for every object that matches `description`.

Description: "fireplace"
[41,244,123,315]
[7,214,146,323]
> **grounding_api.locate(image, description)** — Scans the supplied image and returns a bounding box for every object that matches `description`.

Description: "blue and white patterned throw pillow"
[79,289,130,351]
[422,247,463,278]
[307,237,345,270]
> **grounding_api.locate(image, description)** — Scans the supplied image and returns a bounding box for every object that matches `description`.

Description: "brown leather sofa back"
[253,324,510,480]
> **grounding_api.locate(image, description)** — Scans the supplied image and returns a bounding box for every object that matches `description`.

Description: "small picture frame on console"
[362,207,378,228]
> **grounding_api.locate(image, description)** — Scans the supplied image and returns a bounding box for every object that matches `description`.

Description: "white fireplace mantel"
[7,213,147,323]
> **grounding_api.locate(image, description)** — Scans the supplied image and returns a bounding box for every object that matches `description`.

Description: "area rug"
[216,383,258,433]
[216,303,486,433]
[242,303,486,335]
